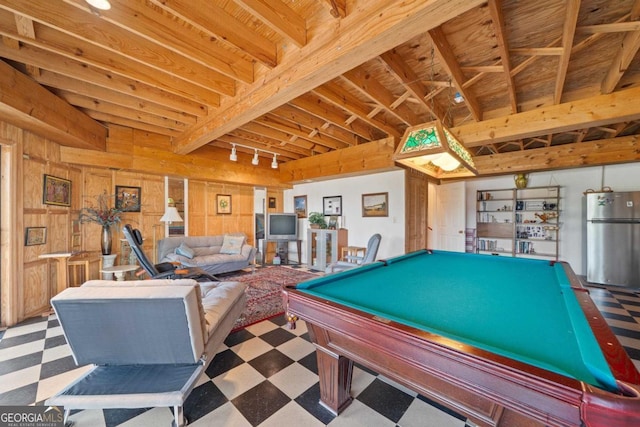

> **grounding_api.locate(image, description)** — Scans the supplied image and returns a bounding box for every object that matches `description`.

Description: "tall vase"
[514,173,528,189]
[101,225,112,255]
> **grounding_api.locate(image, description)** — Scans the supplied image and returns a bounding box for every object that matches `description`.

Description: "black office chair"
[122,224,218,282]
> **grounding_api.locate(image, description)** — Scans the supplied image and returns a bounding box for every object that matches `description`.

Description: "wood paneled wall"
[0,121,263,327]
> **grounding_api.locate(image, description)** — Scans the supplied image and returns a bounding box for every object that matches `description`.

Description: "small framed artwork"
[328,215,339,229]
[268,197,276,209]
[323,195,342,216]
[362,192,389,217]
[115,185,141,212]
[294,195,307,218]
[43,174,71,206]
[217,194,232,214]
[25,227,47,246]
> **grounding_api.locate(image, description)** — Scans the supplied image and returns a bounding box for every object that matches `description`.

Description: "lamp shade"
[160,206,183,223]
[393,120,477,179]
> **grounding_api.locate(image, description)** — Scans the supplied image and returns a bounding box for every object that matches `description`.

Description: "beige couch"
[158,233,257,275]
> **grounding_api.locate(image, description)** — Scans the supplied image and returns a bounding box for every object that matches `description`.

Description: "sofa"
[158,233,257,275]
[46,278,247,427]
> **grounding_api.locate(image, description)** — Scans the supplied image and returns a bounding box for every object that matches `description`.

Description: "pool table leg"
[308,323,354,415]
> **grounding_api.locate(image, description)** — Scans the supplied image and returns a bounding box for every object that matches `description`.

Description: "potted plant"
[308,212,327,229]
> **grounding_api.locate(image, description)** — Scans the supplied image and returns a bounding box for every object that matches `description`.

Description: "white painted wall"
[283,170,406,263]
[280,163,640,275]
[464,164,640,275]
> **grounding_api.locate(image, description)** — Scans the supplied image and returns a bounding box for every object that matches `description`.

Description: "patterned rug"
[219,266,319,331]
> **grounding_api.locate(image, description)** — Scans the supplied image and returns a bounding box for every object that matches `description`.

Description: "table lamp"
[152,199,184,263]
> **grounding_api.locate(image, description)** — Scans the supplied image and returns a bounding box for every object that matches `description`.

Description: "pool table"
[282,250,640,427]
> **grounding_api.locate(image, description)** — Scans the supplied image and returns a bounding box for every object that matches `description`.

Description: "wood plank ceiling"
[1,0,640,179]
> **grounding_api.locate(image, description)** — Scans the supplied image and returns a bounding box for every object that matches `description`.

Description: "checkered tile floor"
[1,283,639,427]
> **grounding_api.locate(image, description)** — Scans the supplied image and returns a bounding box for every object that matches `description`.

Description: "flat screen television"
[267,212,298,240]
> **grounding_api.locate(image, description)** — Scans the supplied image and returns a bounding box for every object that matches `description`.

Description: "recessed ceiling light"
[85,0,111,10]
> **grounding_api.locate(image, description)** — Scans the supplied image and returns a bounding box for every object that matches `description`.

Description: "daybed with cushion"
[46,278,247,427]
[158,233,257,275]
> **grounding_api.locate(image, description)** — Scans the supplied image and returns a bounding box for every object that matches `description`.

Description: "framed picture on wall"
[43,174,71,206]
[25,227,47,246]
[362,192,389,217]
[323,195,342,216]
[217,194,232,214]
[269,197,276,209]
[115,185,141,212]
[294,195,307,218]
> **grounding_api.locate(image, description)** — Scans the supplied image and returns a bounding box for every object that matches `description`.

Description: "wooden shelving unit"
[476,186,560,260]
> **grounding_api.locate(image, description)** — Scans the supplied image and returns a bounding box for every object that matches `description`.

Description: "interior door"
[434,181,466,252]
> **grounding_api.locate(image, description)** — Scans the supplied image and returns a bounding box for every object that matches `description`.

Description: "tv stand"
[263,238,302,265]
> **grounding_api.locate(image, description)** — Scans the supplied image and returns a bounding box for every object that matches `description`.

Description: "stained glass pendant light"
[394,120,477,179]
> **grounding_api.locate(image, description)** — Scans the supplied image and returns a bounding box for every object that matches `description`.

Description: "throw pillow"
[220,234,244,254]
[175,242,195,259]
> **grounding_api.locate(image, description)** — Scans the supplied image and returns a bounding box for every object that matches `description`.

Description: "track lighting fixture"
[227,143,279,169]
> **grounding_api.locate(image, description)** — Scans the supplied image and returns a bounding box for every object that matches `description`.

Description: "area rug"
[219,266,319,331]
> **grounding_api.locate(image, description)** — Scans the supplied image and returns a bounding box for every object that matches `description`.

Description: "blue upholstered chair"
[326,233,381,274]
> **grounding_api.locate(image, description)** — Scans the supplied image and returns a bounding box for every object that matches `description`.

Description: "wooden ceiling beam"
[0,41,209,116]
[234,0,306,48]
[64,0,254,84]
[56,90,190,131]
[83,110,181,137]
[312,82,402,137]
[13,14,39,77]
[487,0,516,113]
[379,49,444,121]
[256,114,340,152]
[454,86,640,147]
[601,0,640,93]
[427,27,481,121]
[553,0,580,104]
[239,121,316,154]
[323,0,347,18]
[291,93,384,141]
[0,15,223,107]
[149,0,276,67]
[473,135,640,174]
[271,105,356,148]
[577,21,640,34]
[510,47,564,56]
[0,59,106,149]
[172,0,484,154]
[0,1,233,98]
[35,70,200,123]
[280,137,395,183]
[341,68,422,126]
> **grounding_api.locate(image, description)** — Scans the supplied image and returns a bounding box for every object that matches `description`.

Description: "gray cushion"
[175,242,195,259]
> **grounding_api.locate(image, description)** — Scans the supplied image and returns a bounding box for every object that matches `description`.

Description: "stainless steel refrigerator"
[586,191,640,287]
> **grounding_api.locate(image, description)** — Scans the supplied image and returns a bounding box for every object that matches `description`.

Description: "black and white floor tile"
[1,283,639,427]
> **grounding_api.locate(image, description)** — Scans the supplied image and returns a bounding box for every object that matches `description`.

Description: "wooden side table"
[341,246,366,263]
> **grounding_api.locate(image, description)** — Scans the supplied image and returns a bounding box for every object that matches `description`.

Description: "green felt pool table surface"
[296,250,615,391]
